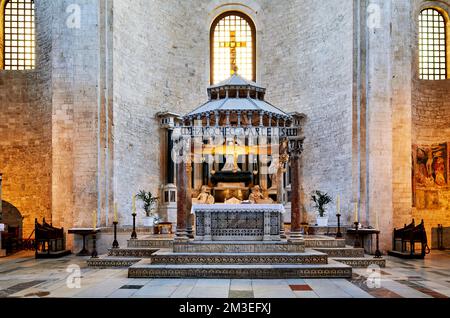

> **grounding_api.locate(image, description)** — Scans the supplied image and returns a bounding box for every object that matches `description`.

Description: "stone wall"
[50,0,104,252]
[113,0,355,227]
[391,0,414,237]
[0,0,53,236]
[410,0,450,239]
[2,0,448,253]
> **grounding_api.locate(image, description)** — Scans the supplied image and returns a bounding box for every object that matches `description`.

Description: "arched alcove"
[1,200,24,253]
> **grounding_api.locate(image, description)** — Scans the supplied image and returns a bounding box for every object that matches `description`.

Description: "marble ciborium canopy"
[157,73,306,241]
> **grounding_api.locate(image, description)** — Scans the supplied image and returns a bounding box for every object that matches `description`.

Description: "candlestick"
[92,210,97,229]
[91,232,98,258]
[336,212,342,238]
[336,195,340,215]
[112,221,119,249]
[353,221,362,248]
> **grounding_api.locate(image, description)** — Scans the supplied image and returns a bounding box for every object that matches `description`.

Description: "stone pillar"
[289,137,304,240]
[186,162,194,238]
[167,129,174,184]
[175,162,189,241]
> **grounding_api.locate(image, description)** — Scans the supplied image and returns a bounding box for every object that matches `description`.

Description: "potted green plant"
[311,190,332,227]
[136,190,159,227]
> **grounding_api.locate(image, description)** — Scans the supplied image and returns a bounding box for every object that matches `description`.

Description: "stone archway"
[1,201,24,253]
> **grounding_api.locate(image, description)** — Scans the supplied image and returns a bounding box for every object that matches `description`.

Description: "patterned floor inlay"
[15,259,32,264]
[0,268,23,274]
[289,285,313,291]
[407,276,424,281]
[23,291,51,298]
[1,250,449,298]
[0,280,46,297]
[120,285,144,290]
[229,290,254,298]
[395,280,449,298]
[348,274,403,298]
[429,271,450,277]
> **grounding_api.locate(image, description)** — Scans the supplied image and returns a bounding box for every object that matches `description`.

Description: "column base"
[288,231,304,242]
[174,229,190,242]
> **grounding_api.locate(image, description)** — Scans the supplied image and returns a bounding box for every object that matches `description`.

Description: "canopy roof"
[184,74,291,122]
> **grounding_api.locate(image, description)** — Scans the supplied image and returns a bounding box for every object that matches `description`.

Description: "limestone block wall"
[260,0,354,226]
[113,0,206,226]
[410,0,450,239]
[113,0,355,227]
[50,0,101,240]
[0,0,53,237]
[391,0,414,235]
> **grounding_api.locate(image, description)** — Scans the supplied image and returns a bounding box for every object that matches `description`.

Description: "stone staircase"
[88,235,386,276]
[87,236,170,268]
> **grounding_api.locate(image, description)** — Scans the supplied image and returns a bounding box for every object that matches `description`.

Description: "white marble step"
[332,257,386,268]
[128,260,352,279]
[313,247,365,258]
[150,250,328,265]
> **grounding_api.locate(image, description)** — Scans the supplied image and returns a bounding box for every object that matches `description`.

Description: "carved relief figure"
[249,186,273,204]
[192,186,215,204]
[268,157,279,189]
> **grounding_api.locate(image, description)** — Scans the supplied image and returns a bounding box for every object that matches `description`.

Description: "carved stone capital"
[289,137,305,159]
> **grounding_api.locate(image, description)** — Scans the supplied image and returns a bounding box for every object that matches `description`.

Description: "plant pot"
[143,216,155,227]
[316,216,328,227]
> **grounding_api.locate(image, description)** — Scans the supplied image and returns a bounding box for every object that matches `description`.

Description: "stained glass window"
[211,12,255,84]
[3,0,35,70]
[419,8,447,80]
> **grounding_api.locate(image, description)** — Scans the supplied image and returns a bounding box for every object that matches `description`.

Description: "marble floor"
[0,250,449,298]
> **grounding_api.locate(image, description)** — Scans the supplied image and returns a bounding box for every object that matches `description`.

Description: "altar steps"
[312,245,386,267]
[87,257,141,268]
[87,237,172,268]
[313,247,365,258]
[149,250,328,265]
[128,260,352,279]
[107,247,159,258]
[126,238,174,249]
[331,257,386,268]
[303,236,346,248]
[173,241,305,253]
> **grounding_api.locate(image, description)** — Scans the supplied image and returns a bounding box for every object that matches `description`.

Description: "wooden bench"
[35,218,71,259]
[388,219,430,259]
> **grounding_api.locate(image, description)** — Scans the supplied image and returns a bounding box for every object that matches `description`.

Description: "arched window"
[1,0,35,70]
[210,11,256,84]
[419,8,447,80]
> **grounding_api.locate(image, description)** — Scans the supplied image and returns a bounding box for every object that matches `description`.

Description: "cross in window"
[219,31,247,76]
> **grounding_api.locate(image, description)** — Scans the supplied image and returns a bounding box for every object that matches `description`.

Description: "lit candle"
[353,202,358,223]
[114,203,118,223]
[336,195,340,215]
[375,211,379,229]
[93,210,97,229]
[132,195,136,214]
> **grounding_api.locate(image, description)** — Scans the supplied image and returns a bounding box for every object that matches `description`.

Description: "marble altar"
[192,204,284,241]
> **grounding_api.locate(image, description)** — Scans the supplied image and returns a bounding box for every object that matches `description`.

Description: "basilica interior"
[0,0,449,300]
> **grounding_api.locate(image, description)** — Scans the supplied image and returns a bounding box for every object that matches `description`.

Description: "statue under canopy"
[249,185,274,204]
[192,186,215,204]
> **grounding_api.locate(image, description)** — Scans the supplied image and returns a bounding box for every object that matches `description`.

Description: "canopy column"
[289,137,305,241]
